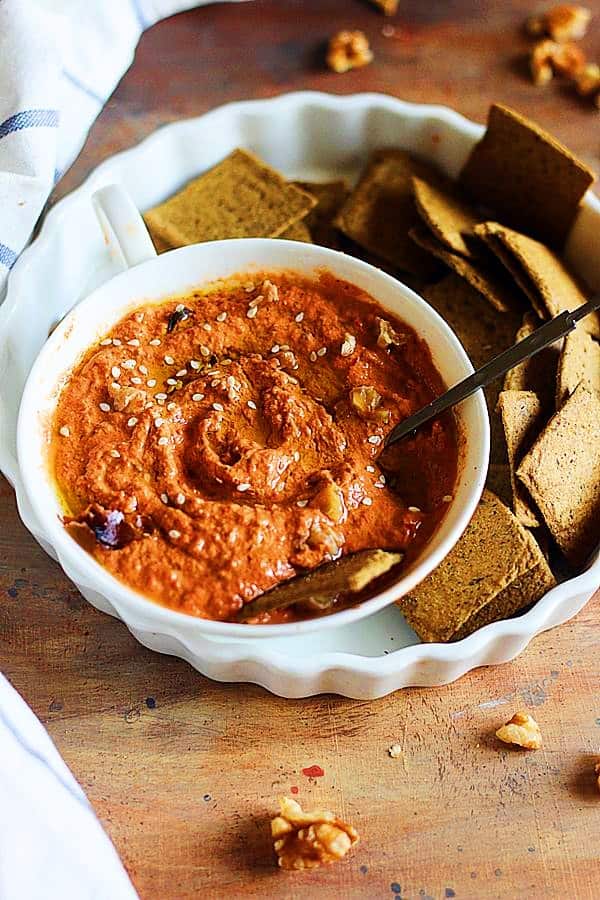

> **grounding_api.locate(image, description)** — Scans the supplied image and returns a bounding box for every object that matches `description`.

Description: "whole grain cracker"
[503,311,560,413]
[144,148,316,247]
[410,225,521,313]
[517,383,600,568]
[459,103,595,248]
[555,326,600,407]
[497,391,546,527]
[486,463,513,508]
[295,180,349,248]
[333,149,443,277]
[412,175,482,258]
[399,490,544,642]
[475,221,599,337]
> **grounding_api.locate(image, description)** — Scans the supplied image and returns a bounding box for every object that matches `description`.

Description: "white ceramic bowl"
[16,184,488,639]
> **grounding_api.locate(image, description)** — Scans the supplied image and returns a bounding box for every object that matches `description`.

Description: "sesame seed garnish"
[408,506,421,513]
[200,345,211,357]
[190,359,200,370]
[247,400,257,410]
[111,382,121,391]
[222,359,232,366]
[139,365,148,376]
[295,312,304,323]
[154,418,165,427]
[443,494,453,503]
[216,311,227,322]
[111,366,121,379]
[366,465,375,473]
[158,436,169,446]
[244,283,255,292]
[379,475,386,484]
[155,392,167,401]
[112,338,121,346]
[176,303,185,312]
[176,369,187,378]
[247,306,258,319]
[127,339,140,347]
[99,402,111,412]
[203,323,212,332]
[123,359,136,369]
[100,338,112,346]
[293,450,300,462]
[317,347,327,357]
[280,344,290,351]
[149,338,161,346]
[362,497,373,506]
[212,402,224,412]
[297,499,308,507]
[110,449,121,458]
[147,379,157,388]
[168,529,181,539]
[237,483,251,492]
[368,435,381,445]
[176,492,186,505]
[131,377,142,385]
[164,355,174,365]
[270,345,280,354]
[59,425,70,437]
[127,417,138,427]
[166,402,175,412]
[309,351,317,362]
[192,393,204,402]
[166,378,177,386]
[161,493,169,504]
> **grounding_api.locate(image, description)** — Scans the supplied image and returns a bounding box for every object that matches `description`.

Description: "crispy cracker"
[555,326,600,407]
[503,312,560,413]
[411,225,521,313]
[237,549,402,621]
[333,150,443,277]
[497,391,545,527]
[475,221,599,337]
[517,383,600,568]
[144,148,316,247]
[459,103,595,248]
[486,463,513,508]
[423,274,521,462]
[399,490,545,642]
[412,175,481,258]
[295,180,349,248]
[280,219,313,242]
[452,556,556,641]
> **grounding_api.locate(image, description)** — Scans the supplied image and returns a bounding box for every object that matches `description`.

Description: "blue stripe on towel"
[63,69,104,106]
[0,109,59,141]
[0,243,17,270]
[130,0,149,29]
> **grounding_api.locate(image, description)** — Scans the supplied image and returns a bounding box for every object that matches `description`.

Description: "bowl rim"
[16,236,489,638]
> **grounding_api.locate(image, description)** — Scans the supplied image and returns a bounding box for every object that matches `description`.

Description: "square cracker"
[459,103,595,248]
[412,175,482,259]
[410,225,521,313]
[503,312,560,413]
[485,463,512,508]
[144,148,316,246]
[497,390,545,527]
[399,490,547,642]
[475,221,599,337]
[555,326,600,407]
[333,150,443,276]
[517,383,600,568]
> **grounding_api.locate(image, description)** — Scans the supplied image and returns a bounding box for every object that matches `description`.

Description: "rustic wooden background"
[2,1,600,897]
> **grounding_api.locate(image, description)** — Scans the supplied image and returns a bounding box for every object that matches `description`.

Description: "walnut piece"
[530,39,556,85]
[350,385,390,424]
[575,62,600,95]
[526,5,591,42]
[370,0,399,14]
[496,711,543,750]
[550,41,586,76]
[388,743,403,759]
[340,332,357,357]
[326,30,373,74]
[530,38,586,84]
[271,797,359,870]
[376,316,403,349]
[311,480,346,525]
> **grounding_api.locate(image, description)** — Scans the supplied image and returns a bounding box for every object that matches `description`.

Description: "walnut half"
[496,711,543,750]
[271,797,359,870]
[326,31,373,74]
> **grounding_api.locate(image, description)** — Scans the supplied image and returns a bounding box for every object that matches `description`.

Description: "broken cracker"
[555,325,600,407]
[497,391,545,527]
[459,103,595,248]
[503,311,560,413]
[399,490,544,642]
[144,148,316,247]
[334,149,443,277]
[412,174,482,258]
[517,383,600,568]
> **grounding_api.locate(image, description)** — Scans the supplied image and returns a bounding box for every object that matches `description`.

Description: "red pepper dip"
[52,271,458,623]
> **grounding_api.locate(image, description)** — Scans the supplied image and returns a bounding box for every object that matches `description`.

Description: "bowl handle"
[92,184,158,270]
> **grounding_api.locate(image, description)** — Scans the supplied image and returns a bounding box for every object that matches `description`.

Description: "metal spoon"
[386,297,600,446]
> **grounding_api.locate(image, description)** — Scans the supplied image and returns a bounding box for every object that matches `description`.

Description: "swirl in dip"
[52,271,458,623]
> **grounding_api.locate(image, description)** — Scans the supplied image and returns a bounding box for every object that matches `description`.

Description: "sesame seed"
[366,465,375,473]
[176,369,187,377]
[99,402,111,412]
[59,425,70,437]
[154,418,165,427]
[317,347,327,357]
[166,378,177,386]
[247,400,257,410]
[309,351,317,362]
[280,344,290,351]
[110,449,120,458]
[139,365,148,375]
[149,338,161,346]
[247,306,258,319]
[111,366,121,379]
[362,497,373,506]
[190,359,201,370]
[127,417,138,427]
[212,402,224,412]
[100,338,112,346]
[127,339,140,347]
[244,283,255,292]
[192,393,204,402]
[176,492,185,505]
[379,475,386,484]
[131,377,142,385]
[203,323,212,332]
[155,392,167,401]
[158,436,169,446]
[293,450,300,462]
[237,483,251,492]
[295,312,304,323]
[210,379,220,387]
[408,506,421,513]
[111,382,121,391]
[176,303,185,312]
[147,379,157,388]
[123,359,136,369]
[161,493,169,504]
[216,311,227,322]
[297,499,308,507]
[112,338,121,346]
[443,494,453,503]
[271,344,280,354]
[168,529,181,539]
[164,355,174,365]
[368,435,381,445]
[200,345,211,357]
[222,359,232,366]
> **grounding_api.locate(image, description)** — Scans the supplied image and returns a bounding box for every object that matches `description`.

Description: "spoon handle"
[385,296,600,447]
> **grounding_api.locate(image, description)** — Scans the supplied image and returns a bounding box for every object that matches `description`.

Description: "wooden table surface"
[2,2,600,897]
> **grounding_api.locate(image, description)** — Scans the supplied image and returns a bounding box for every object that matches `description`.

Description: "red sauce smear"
[302,765,325,778]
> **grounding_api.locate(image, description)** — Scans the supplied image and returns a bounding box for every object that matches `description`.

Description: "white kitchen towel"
[0,0,247,291]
